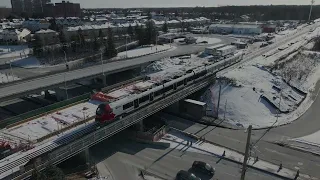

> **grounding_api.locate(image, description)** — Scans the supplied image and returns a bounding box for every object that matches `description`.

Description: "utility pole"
[216,83,222,118]
[241,125,252,180]
[309,0,315,22]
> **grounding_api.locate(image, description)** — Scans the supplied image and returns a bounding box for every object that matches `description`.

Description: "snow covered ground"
[0,45,30,59]
[115,44,174,60]
[200,30,320,129]
[159,130,314,180]
[0,72,20,84]
[143,54,212,82]
[11,56,43,68]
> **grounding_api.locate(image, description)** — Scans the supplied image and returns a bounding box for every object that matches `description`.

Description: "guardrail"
[10,74,214,180]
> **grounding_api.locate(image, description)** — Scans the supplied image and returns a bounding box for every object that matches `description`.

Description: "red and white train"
[95,53,243,124]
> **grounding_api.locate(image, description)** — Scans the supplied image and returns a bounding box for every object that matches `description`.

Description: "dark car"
[192,161,215,175]
[176,170,201,180]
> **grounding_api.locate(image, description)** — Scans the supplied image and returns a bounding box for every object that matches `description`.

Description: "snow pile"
[0,73,20,84]
[0,45,30,58]
[194,37,221,44]
[201,34,320,128]
[115,44,174,60]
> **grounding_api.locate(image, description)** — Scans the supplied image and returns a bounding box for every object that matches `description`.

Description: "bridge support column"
[84,147,91,167]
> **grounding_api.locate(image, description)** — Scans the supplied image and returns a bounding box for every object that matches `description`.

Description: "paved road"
[0,35,234,102]
[90,132,282,180]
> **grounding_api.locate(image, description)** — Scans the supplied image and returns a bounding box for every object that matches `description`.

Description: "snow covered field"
[115,44,174,60]
[201,31,320,128]
[0,45,30,59]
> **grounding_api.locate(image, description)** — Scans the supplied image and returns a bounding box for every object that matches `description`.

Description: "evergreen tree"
[43,164,65,180]
[33,35,42,56]
[93,35,100,52]
[105,28,117,58]
[98,29,104,46]
[58,30,67,44]
[145,21,157,45]
[127,24,134,36]
[162,22,168,33]
[49,18,58,31]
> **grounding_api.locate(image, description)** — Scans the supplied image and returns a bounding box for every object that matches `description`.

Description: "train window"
[139,95,149,103]
[154,90,162,97]
[123,102,133,110]
[164,86,173,93]
[150,93,154,101]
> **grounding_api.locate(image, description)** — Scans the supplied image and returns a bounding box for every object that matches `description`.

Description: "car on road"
[192,161,215,175]
[176,170,201,180]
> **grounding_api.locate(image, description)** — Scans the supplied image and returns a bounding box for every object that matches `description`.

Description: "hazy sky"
[0,0,316,8]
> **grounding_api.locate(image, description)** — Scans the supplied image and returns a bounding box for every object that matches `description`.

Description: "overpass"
[0,41,232,102]
[0,66,219,180]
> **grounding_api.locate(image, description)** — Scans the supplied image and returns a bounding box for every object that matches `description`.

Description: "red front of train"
[92,92,116,123]
[95,103,116,123]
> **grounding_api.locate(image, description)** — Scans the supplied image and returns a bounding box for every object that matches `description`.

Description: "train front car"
[95,103,115,124]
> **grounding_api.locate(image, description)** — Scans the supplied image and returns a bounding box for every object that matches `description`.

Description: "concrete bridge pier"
[136,119,144,132]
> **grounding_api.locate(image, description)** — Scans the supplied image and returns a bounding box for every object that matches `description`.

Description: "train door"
[134,99,139,108]
[150,93,154,101]
[173,83,177,90]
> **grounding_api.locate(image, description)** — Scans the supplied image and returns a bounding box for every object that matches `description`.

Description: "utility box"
[181,99,207,120]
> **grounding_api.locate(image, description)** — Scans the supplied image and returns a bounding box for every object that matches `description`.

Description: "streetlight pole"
[308,0,315,22]
[9,60,14,81]
[101,49,104,76]
[125,36,128,58]
[62,50,68,99]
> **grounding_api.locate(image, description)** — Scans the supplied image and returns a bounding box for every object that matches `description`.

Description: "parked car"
[192,161,215,175]
[176,170,201,180]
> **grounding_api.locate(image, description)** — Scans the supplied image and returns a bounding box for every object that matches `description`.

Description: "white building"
[0,29,31,42]
[209,24,262,35]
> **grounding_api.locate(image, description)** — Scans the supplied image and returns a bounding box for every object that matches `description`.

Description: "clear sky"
[0,0,316,8]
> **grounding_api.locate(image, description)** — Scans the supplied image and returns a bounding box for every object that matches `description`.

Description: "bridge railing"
[12,74,214,180]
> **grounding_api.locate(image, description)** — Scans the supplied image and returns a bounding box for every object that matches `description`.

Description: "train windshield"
[96,104,105,115]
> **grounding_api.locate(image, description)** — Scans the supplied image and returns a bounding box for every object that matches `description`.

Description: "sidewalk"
[159,129,318,180]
